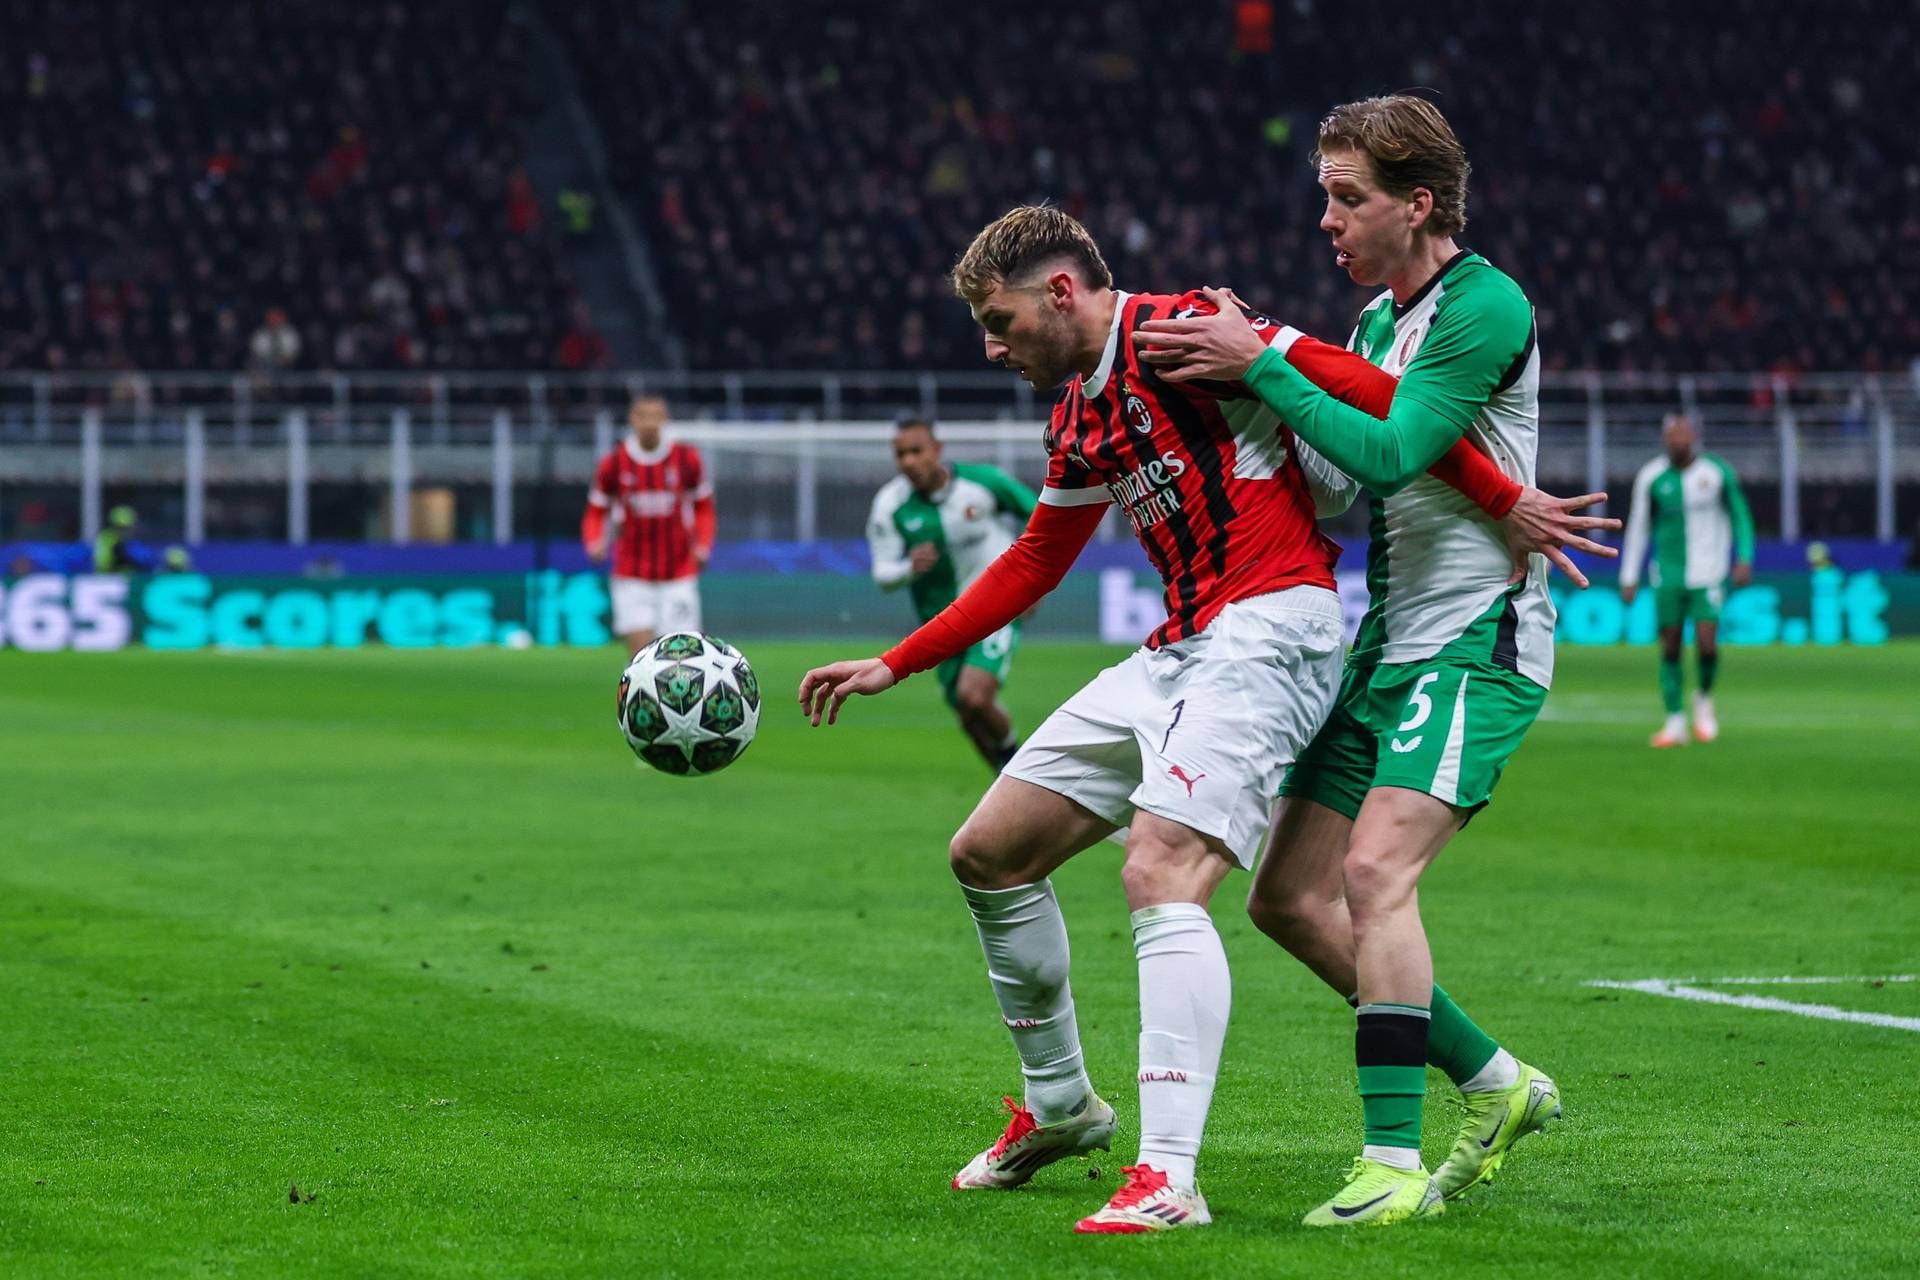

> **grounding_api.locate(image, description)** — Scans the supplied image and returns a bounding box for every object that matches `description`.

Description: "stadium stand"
[554,0,1918,375]
[0,2,1908,548]
[0,0,592,372]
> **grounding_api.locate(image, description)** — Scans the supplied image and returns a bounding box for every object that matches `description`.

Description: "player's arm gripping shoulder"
[1244,261,1533,492]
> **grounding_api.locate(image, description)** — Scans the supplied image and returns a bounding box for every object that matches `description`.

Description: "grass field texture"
[4,643,1917,1278]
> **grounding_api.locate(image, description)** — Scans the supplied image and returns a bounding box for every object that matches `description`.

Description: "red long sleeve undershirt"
[880,335,1521,680]
[692,494,717,561]
[1281,333,1521,519]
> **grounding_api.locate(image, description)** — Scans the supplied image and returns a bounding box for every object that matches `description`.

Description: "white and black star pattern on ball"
[617,632,761,776]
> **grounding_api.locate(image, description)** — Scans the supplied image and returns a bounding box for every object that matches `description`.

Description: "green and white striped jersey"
[866,461,1037,623]
[1619,453,1755,590]
[1211,250,1561,686]
[1341,253,1554,688]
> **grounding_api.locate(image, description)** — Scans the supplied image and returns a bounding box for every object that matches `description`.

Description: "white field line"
[1586,978,1920,1033]
[1674,975,1915,986]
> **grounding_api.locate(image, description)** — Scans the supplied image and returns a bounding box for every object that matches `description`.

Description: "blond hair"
[951,205,1113,303]
[1315,95,1470,237]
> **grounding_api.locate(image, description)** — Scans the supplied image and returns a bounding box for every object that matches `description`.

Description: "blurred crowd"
[2,1,1912,378]
[556,0,1918,373]
[0,0,597,373]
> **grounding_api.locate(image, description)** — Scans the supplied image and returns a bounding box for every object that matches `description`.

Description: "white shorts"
[610,576,702,637]
[1003,585,1344,868]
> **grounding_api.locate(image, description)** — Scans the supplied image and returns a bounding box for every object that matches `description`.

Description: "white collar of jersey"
[623,436,673,464]
[1080,290,1132,400]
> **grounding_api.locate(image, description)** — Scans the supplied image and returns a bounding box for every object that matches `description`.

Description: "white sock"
[960,881,1091,1125]
[1132,902,1230,1192]
[1662,712,1686,736]
[1363,1143,1422,1171]
[1460,1046,1520,1094]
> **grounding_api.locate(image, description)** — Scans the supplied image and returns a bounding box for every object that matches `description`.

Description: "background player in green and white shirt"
[1136,94,1620,1228]
[1619,413,1756,747]
[867,418,1037,768]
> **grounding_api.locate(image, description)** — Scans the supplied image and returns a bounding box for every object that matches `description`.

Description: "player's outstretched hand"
[1500,488,1622,588]
[798,657,897,727]
[1132,286,1267,382]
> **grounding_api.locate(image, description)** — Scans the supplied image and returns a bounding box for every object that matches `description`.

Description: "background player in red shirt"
[797,206,1569,1234]
[582,394,716,655]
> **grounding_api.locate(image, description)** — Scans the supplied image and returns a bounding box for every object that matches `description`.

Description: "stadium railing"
[0,370,1915,545]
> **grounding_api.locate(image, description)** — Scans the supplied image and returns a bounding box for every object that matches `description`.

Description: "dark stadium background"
[4,6,1918,1278]
[0,0,1914,588]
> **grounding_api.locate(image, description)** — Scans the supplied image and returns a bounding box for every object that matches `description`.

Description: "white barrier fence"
[3,370,1917,544]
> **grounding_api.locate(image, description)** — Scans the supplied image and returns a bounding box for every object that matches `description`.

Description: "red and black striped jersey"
[1039,290,1339,647]
[587,438,714,581]
[877,297,1520,680]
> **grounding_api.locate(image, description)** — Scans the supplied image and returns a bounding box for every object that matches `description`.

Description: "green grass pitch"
[4,642,1917,1278]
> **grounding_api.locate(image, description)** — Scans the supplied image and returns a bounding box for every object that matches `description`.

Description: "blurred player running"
[867,417,1037,769]
[582,394,715,656]
[799,206,1589,1234]
[1619,413,1755,746]
[1138,95,1619,1225]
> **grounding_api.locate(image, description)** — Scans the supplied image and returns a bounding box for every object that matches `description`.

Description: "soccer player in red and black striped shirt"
[582,394,715,655]
[797,206,1553,1233]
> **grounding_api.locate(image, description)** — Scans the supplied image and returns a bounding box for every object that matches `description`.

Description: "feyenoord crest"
[1123,387,1154,434]
[1397,323,1427,367]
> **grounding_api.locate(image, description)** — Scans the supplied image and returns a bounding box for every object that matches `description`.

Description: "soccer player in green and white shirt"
[867,418,1038,768]
[1136,94,1619,1227]
[1619,413,1756,747]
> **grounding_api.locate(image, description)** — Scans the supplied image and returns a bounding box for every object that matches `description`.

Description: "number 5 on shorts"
[1397,671,1441,733]
[1390,671,1440,753]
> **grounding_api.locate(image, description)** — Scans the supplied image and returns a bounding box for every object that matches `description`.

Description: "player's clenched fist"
[798,657,898,726]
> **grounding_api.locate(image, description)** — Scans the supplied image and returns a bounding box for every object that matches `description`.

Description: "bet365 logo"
[0,575,131,651]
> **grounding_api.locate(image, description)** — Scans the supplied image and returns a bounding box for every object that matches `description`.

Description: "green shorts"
[1279,657,1547,820]
[1654,582,1726,630]
[937,621,1019,708]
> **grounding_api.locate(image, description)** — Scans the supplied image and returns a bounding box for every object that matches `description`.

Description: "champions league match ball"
[618,632,762,776]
